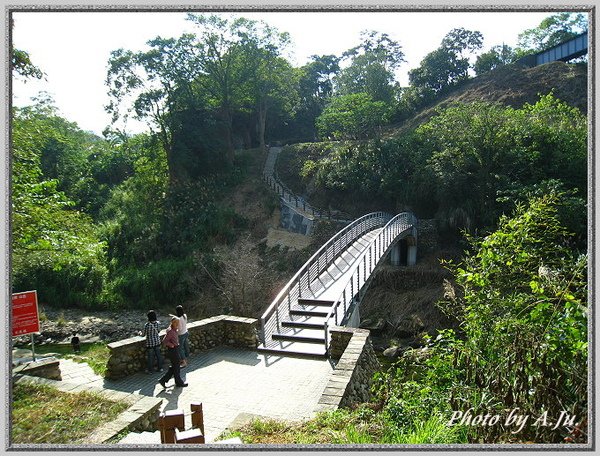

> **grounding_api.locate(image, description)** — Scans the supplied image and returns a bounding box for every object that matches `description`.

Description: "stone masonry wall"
[417,218,440,256]
[315,326,380,412]
[106,315,258,380]
[12,358,62,381]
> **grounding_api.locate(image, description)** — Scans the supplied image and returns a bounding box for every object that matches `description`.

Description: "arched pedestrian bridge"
[258,211,417,358]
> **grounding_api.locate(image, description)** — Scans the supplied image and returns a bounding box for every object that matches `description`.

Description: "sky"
[12,10,562,135]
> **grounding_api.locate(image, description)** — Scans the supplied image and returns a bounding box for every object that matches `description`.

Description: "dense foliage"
[12,104,109,308]
[408,28,483,99]
[473,44,517,76]
[12,100,246,309]
[335,30,404,104]
[282,93,587,238]
[316,93,389,140]
[374,193,587,443]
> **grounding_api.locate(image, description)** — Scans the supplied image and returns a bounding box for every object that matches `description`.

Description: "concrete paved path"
[56,347,333,443]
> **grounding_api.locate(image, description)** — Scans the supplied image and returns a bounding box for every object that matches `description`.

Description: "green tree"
[286,54,340,141]
[17,95,123,217]
[517,13,588,53]
[186,14,291,157]
[12,106,108,308]
[248,52,298,149]
[106,34,202,184]
[316,92,389,140]
[335,30,404,103]
[444,193,587,441]
[473,44,517,75]
[12,48,44,80]
[10,17,44,81]
[97,130,241,308]
[416,94,586,231]
[300,55,340,101]
[408,28,483,99]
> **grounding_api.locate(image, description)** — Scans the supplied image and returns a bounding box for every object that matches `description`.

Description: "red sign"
[12,290,40,337]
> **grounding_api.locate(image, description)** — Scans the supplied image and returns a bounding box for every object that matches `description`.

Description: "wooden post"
[158,409,185,443]
[191,403,205,435]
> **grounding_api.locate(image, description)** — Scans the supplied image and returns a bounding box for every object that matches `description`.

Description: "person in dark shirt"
[142,310,163,373]
[70,332,80,353]
[158,317,187,388]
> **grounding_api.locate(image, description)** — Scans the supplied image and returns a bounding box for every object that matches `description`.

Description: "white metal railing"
[260,212,392,346]
[262,147,352,222]
[322,212,418,352]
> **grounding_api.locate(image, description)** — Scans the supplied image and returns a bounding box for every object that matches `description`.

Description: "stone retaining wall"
[12,358,61,381]
[280,202,314,235]
[315,326,380,412]
[417,218,440,256]
[106,315,258,380]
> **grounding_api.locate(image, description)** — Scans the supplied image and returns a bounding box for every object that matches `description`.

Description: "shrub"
[376,192,587,443]
[316,93,390,140]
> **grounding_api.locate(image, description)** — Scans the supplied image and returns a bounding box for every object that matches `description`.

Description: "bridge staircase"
[258,211,417,358]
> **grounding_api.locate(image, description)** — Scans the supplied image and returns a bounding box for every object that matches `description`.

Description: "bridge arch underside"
[390,235,417,267]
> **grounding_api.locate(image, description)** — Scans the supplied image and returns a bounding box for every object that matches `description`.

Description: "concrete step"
[272,328,325,344]
[257,341,327,358]
[281,315,326,330]
[290,308,329,317]
[297,298,335,307]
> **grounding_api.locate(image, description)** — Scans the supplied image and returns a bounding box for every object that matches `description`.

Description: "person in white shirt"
[174,305,189,367]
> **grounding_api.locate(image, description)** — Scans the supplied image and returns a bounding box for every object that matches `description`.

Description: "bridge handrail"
[262,147,352,222]
[260,211,392,343]
[322,212,417,351]
[263,172,352,222]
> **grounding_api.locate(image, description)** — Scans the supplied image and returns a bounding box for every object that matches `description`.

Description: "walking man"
[158,317,188,388]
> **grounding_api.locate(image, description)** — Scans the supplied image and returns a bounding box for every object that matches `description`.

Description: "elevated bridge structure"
[518,31,588,67]
[258,211,417,358]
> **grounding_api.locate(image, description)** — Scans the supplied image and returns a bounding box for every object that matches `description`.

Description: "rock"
[359,318,386,335]
[383,346,400,358]
[395,316,425,338]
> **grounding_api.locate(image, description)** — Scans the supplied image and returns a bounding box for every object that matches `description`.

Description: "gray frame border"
[2,1,596,453]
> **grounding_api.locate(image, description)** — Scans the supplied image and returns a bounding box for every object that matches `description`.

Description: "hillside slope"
[393,61,587,134]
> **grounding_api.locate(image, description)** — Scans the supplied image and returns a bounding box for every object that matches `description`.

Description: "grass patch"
[25,342,110,377]
[221,406,468,445]
[12,382,128,444]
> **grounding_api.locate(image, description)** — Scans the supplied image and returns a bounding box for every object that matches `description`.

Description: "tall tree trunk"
[257,100,267,149]
[159,124,178,187]
[243,127,252,149]
[224,123,235,167]
[218,105,235,167]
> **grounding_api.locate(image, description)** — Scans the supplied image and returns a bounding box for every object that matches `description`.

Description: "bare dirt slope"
[392,61,587,135]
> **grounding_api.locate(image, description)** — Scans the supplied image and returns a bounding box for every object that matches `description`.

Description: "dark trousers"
[160,347,185,386]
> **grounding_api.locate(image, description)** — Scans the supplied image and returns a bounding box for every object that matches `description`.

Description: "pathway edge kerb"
[12,374,163,444]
